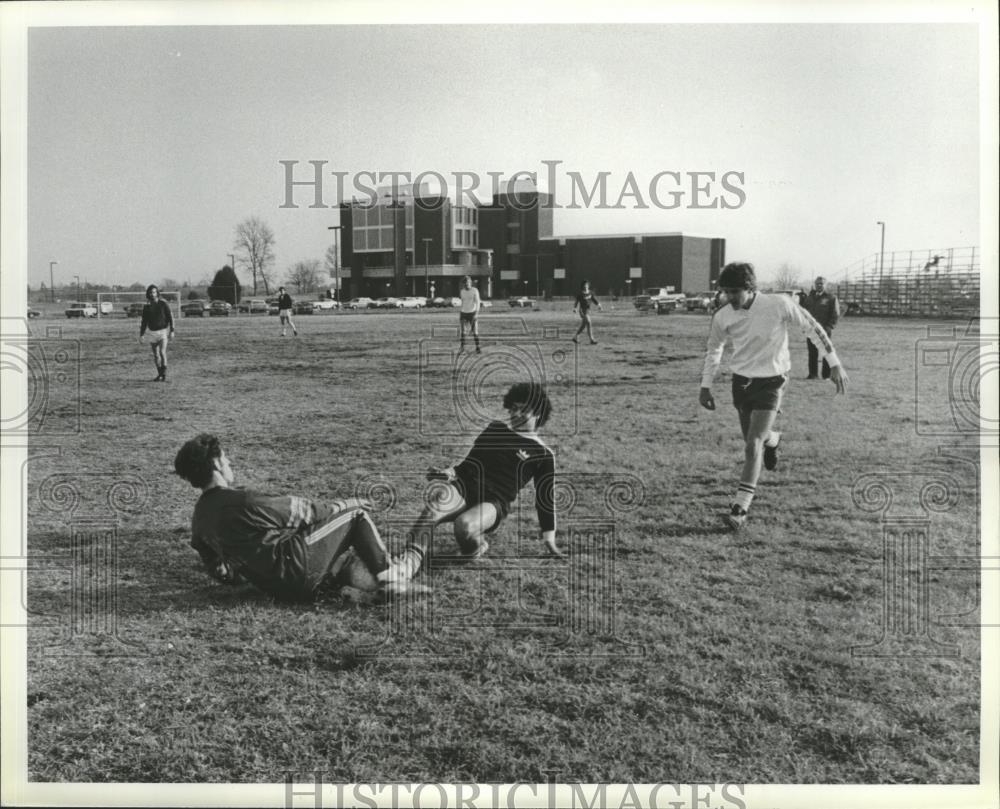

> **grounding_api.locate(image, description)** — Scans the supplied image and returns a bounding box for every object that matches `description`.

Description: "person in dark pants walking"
[802,276,839,379]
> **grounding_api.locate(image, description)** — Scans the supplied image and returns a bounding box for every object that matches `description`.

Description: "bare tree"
[771,262,801,291]
[286,259,322,294]
[234,216,276,295]
[323,243,339,292]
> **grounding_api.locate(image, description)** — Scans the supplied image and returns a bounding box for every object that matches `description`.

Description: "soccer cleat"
[378,580,433,600]
[763,433,781,471]
[376,548,424,583]
[460,538,490,560]
[590,339,598,345]
[724,504,748,530]
[475,346,481,354]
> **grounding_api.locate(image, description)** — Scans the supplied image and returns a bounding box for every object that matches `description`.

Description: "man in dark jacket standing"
[802,276,840,380]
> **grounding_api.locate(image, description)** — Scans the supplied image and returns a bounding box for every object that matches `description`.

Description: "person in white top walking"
[699,263,849,530]
[458,276,482,354]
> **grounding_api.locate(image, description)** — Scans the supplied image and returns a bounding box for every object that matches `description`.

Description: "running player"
[699,262,848,530]
[572,280,603,345]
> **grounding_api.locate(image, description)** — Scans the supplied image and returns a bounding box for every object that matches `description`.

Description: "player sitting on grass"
[174,434,428,603]
[380,382,564,583]
[699,262,848,531]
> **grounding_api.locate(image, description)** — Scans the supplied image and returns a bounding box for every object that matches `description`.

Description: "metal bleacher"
[833,246,980,318]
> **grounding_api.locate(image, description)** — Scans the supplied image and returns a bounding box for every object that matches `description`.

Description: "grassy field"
[21,303,983,784]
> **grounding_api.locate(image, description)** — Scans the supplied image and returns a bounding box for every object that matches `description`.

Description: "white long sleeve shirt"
[459,287,482,314]
[701,293,841,388]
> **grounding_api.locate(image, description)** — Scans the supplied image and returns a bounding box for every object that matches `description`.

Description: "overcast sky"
[19,13,988,290]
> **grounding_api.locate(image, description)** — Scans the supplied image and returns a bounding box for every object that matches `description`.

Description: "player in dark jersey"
[174,434,427,602]
[381,382,564,582]
[139,284,175,381]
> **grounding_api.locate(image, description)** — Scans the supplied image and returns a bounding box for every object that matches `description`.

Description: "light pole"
[422,237,432,300]
[327,225,342,302]
[74,275,80,301]
[876,221,885,285]
[49,261,58,302]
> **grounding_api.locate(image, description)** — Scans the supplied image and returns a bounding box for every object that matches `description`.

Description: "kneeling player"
[174,434,427,602]
[381,382,564,582]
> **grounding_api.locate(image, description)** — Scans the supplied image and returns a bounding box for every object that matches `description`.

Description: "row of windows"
[454,229,478,247]
[352,204,414,227]
[353,227,414,251]
[454,207,477,225]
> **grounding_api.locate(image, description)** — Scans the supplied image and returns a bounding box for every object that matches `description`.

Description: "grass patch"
[25,308,980,783]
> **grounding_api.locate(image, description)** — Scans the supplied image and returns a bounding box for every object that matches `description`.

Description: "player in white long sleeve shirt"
[458,275,482,354]
[699,263,848,529]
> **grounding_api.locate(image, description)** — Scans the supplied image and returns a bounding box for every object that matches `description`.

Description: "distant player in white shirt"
[458,275,482,354]
[700,263,848,530]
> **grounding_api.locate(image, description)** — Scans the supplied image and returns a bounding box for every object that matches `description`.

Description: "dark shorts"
[731,373,786,414]
[459,311,478,325]
[454,477,509,533]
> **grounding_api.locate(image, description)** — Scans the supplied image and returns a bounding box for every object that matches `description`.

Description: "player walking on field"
[458,275,482,354]
[139,284,175,382]
[174,434,428,602]
[277,286,298,337]
[380,382,564,583]
[572,281,603,345]
[699,262,849,530]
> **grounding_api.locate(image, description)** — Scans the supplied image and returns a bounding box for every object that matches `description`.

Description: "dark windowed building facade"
[338,183,723,300]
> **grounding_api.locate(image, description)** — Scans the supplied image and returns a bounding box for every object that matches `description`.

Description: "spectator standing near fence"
[801,276,839,379]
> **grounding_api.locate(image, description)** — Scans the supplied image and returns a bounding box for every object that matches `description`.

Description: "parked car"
[126,302,146,318]
[181,300,209,317]
[293,300,315,315]
[65,302,98,318]
[398,297,425,309]
[27,307,42,319]
[98,301,114,315]
[430,297,460,308]
[238,299,269,314]
[634,287,684,315]
[685,292,714,312]
[208,300,232,316]
[312,299,339,311]
[508,296,535,308]
[373,297,402,309]
[344,297,374,310]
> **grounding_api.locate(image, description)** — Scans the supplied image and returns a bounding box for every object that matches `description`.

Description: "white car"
[345,297,374,310]
[312,299,340,311]
[398,297,425,309]
[64,302,98,318]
